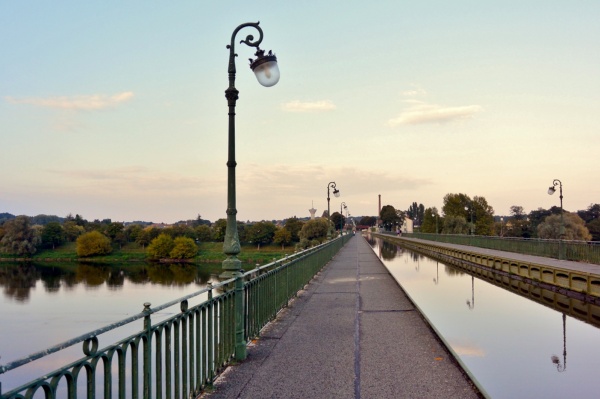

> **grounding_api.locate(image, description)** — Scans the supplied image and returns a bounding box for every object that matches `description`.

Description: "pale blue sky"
[1,1,599,223]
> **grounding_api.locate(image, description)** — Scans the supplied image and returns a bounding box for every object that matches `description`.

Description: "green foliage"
[420,208,440,233]
[169,236,198,259]
[213,219,227,242]
[246,221,277,248]
[273,228,292,248]
[330,212,346,231]
[442,215,469,234]
[62,220,84,242]
[359,216,377,227]
[587,218,600,241]
[380,205,401,231]
[76,231,112,257]
[41,222,65,249]
[407,202,425,226]
[147,233,175,260]
[299,218,329,242]
[195,225,213,242]
[135,228,153,248]
[284,217,304,242]
[537,213,592,241]
[0,216,41,256]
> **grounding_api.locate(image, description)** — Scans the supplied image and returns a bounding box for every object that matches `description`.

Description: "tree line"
[0,213,339,259]
[374,194,599,241]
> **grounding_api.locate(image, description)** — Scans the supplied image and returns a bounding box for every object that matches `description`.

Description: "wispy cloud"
[5,92,134,110]
[281,100,336,112]
[388,100,482,127]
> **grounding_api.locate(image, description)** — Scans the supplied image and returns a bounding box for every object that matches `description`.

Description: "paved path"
[203,235,483,399]
[395,235,600,275]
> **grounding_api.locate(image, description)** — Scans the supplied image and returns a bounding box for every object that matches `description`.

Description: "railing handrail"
[0,239,338,376]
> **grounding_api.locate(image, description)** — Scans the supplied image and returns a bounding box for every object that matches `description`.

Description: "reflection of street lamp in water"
[433,261,439,285]
[466,275,475,309]
[551,313,567,372]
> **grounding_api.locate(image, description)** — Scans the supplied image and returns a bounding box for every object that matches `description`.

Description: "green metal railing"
[404,233,600,264]
[0,235,350,399]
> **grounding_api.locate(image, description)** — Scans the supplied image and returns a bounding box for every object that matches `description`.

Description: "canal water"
[367,235,600,399]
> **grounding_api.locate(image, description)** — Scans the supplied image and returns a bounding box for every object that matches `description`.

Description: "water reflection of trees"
[0,263,39,302]
[0,262,221,300]
[380,241,399,260]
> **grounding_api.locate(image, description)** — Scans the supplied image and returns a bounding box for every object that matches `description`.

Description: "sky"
[1,1,599,224]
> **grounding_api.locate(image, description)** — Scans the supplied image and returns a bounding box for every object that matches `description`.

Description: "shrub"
[169,237,198,259]
[147,233,175,260]
[76,231,112,257]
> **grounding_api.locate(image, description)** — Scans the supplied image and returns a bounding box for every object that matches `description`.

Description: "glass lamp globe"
[250,50,280,87]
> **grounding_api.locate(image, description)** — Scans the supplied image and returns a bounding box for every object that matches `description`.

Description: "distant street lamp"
[465,205,474,235]
[327,182,340,238]
[500,217,504,236]
[222,22,279,361]
[222,22,279,278]
[340,202,347,234]
[547,179,565,260]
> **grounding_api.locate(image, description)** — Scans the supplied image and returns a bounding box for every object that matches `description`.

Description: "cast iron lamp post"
[340,202,347,235]
[548,179,565,260]
[222,21,279,278]
[465,205,474,235]
[222,22,279,360]
[327,182,340,238]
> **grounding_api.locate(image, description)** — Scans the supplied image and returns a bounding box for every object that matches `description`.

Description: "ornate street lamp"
[550,313,567,372]
[326,182,340,238]
[222,22,279,278]
[340,202,347,234]
[548,179,565,260]
[222,22,279,361]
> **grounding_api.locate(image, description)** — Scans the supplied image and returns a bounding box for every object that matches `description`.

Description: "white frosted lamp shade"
[253,59,280,87]
[548,186,556,195]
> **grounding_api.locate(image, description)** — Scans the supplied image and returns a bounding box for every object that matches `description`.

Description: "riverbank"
[0,241,296,264]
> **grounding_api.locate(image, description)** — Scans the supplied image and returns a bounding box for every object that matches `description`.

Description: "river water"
[367,235,600,399]
[3,240,600,398]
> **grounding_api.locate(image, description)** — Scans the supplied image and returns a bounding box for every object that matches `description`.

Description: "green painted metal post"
[143,302,152,399]
[234,271,247,360]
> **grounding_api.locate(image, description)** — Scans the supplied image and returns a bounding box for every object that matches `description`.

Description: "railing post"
[234,271,247,360]
[143,302,152,399]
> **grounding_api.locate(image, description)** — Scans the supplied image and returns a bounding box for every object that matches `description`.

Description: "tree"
[406,202,425,226]
[510,206,526,221]
[41,222,65,249]
[246,221,277,249]
[330,212,346,231]
[359,216,377,227]
[147,234,175,260]
[274,228,292,249]
[0,216,41,256]
[63,220,84,242]
[380,205,400,231]
[136,228,153,248]
[578,203,600,223]
[442,215,469,234]
[212,219,227,242]
[442,193,472,218]
[284,217,304,242]
[195,225,213,242]
[420,208,440,234]
[537,213,592,241]
[587,218,600,241]
[472,196,495,235]
[169,237,198,259]
[299,218,329,242]
[125,224,143,242]
[76,231,112,257]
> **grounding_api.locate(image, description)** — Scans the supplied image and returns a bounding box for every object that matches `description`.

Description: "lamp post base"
[220,255,242,279]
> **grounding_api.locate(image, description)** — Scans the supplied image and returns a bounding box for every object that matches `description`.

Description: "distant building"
[402,218,413,234]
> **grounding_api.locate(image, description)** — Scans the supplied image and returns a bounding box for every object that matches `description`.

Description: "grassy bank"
[0,241,296,265]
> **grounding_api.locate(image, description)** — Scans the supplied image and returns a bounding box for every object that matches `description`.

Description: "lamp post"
[222,22,279,360]
[340,202,347,235]
[550,313,567,372]
[500,217,504,237]
[327,182,340,238]
[548,179,565,260]
[222,22,279,277]
[465,205,474,235]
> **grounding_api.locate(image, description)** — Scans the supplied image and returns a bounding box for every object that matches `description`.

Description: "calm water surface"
[0,261,223,392]
[368,235,600,399]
